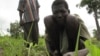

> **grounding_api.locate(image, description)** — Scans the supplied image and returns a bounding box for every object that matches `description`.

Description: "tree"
[93,29,98,38]
[77,0,100,40]
[8,21,23,38]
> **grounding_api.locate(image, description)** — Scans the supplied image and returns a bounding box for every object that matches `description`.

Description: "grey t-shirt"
[18,0,40,23]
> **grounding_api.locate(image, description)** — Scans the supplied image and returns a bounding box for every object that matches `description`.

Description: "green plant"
[0,36,48,56]
[85,39,100,56]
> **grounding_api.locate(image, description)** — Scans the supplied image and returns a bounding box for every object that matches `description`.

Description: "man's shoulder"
[67,14,78,22]
[44,15,53,23]
[44,15,53,20]
[67,14,76,19]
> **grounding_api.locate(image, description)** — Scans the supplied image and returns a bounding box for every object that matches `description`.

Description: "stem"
[74,24,81,56]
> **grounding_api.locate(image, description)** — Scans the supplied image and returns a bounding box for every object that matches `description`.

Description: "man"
[44,0,90,56]
[17,0,40,47]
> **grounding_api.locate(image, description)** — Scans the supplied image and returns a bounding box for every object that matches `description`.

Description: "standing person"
[17,0,40,47]
[44,0,90,56]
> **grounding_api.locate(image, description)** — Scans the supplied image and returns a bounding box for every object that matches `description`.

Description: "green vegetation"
[85,38,100,56]
[0,36,100,56]
[74,24,81,56]
[0,35,100,56]
[0,36,48,56]
[74,24,100,56]
[0,22,100,56]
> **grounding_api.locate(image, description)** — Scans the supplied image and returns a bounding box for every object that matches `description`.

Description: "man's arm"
[19,11,24,26]
[63,48,88,56]
[44,16,59,56]
[36,0,40,14]
[44,16,54,55]
[17,0,25,26]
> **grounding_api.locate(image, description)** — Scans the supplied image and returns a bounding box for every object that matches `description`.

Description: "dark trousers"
[22,22,39,45]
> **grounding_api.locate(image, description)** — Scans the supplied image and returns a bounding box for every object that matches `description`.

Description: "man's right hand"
[63,48,88,56]
[19,12,24,26]
[20,20,24,26]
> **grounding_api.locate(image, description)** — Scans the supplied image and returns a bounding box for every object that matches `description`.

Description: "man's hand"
[19,11,24,26]
[63,52,74,56]
[20,20,24,26]
[63,48,89,56]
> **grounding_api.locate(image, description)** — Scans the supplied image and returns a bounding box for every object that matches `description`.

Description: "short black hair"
[52,0,69,10]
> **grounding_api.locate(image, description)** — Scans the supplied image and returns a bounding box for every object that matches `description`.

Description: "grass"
[0,36,48,56]
[0,35,100,56]
[85,38,100,56]
[74,24,100,56]
[0,36,25,56]
[74,24,81,56]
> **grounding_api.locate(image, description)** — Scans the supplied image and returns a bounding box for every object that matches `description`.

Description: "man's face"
[53,5,69,24]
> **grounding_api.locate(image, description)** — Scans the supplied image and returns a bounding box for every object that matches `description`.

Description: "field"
[0,36,48,56]
[0,35,100,56]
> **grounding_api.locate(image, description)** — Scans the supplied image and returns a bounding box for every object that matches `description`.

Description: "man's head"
[52,0,70,25]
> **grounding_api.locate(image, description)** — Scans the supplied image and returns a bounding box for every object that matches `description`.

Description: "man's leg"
[22,22,32,47]
[31,22,39,45]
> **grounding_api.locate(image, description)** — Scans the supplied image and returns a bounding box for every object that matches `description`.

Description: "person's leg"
[22,22,39,47]
[31,22,39,45]
[22,23,32,47]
